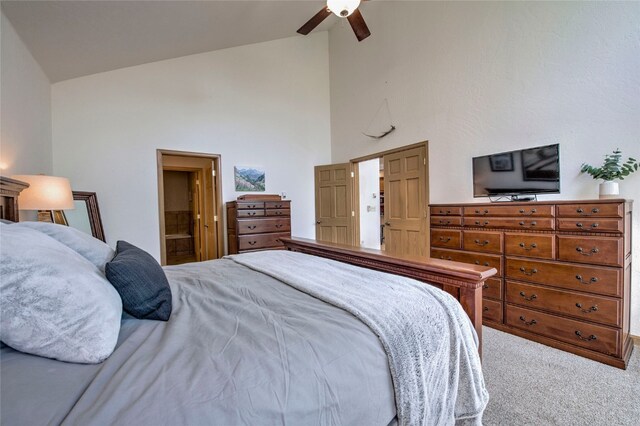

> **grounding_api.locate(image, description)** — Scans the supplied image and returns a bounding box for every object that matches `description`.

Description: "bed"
[0,176,495,426]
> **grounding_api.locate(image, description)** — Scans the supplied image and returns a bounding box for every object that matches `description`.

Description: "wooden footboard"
[280,237,497,356]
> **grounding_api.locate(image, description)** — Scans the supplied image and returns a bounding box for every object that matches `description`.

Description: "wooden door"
[204,162,218,260]
[190,171,203,262]
[383,146,428,257]
[315,163,354,245]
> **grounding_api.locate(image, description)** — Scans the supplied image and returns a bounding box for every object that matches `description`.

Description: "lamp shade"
[11,175,75,210]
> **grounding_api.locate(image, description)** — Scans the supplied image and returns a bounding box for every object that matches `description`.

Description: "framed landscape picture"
[234,166,265,192]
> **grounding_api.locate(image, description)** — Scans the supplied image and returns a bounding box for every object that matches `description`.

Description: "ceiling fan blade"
[347,9,371,42]
[297,7,332,35]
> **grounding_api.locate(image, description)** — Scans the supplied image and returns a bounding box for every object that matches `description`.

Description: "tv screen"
[472,144,560,197]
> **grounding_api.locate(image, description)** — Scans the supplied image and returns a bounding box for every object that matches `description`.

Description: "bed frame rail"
[280,237,497,355]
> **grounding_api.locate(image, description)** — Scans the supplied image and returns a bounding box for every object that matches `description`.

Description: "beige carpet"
[482,327,640,425]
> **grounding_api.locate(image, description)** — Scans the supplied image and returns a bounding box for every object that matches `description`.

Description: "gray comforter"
[2,256,395,425]
[1,251,486,426]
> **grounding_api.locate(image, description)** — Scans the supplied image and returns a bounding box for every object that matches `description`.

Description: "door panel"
[204,162,217,260]
[315,163,354,245]
[383,146,428,257]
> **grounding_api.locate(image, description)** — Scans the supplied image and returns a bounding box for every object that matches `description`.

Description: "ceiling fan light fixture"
[327,0,361,18]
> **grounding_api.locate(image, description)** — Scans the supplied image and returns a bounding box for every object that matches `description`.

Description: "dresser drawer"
[464,205,555,217]
[505,280,621,327]
[431,216,462,226]
[431,229,461,249]
[237,209,265,218]
[505,258,622,297]
[463,217,555,231]
[265,208,290,217]
[430,206,462,216]
[505,233,555,259]
[557,203,624,218]
[265,201,290,209]
[483,299,503,323]
[236,218,290,235]
[236,202,265,210]
[238,232,289,250]
[431,249,502,275]
[557,236,623,267]
[462,231,502,253]
[506,305,620,356]
[482,277,503,300]
[556,218,624,234]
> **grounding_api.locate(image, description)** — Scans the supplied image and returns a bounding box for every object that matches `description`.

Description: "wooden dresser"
[429,200,633,368]
[226,199,291,254]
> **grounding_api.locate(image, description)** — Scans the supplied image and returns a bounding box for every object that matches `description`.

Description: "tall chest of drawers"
[227,199,291,254]
[429,200,633,368]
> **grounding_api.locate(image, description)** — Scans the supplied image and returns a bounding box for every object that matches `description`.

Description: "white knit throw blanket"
[227,251,488,426]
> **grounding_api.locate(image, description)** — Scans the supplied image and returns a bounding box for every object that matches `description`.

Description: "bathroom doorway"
[157,150,223,266]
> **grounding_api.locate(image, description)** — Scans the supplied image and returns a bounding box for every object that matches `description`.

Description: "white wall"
[329,2,640,333]
[358,158,380,249]
[0,12,52,179]
[52,33,331,258]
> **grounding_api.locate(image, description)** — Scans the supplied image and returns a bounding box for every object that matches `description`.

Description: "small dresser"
[227,197,291,254]
[429,200,633,368]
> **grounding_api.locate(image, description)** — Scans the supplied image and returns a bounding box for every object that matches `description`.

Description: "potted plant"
[581,149,639,198]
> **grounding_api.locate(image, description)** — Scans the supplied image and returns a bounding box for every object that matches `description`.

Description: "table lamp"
[11,175,74,223]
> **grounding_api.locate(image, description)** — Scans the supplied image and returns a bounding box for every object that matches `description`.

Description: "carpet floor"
[482,327,640,425]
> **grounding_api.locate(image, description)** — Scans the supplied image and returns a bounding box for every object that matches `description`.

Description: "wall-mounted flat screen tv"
[472,143,560,197]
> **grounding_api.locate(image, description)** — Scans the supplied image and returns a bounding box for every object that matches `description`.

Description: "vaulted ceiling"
[1,0,353,83]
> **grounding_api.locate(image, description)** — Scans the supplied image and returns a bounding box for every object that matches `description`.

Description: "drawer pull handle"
[575,303,599,313]
[519,291,537,301]
[439,237,452,242]
[576,207,599,216]
[474,239,490,246]
[575,275,598,284]
[440,256,453,261]
[518,221,537,227]
[576,247,599,256]
[483,306,489,312]
[474,260,490,266]
[519,267,538,276]
[482,283,489,289]
[519,316,537,326]
[247,225,257,230]
[592,208,600,214]
[474,221,489,227]
[248,205,256,208]
[439,220,451,225]
[275,211,282,215]
[518,208,537,215]
[275,204,282,208]
[439,210,452,215]
[248,212,256,216]
[575,330,597,341]
[275,224,283,229]
[475,209,489,215]
[518,242,538,251]
[248,241,257,246]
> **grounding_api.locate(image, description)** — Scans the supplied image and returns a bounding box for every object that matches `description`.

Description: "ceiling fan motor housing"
[327,0,361,18]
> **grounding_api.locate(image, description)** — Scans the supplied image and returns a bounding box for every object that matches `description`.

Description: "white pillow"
[14,221,114,272]
[0,225,122,363]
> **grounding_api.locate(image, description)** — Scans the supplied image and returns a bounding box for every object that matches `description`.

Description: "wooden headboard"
[0,176,30,222]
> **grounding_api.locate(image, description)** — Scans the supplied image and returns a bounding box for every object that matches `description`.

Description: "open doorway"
[357,158,383,250]
[157,150,224,266]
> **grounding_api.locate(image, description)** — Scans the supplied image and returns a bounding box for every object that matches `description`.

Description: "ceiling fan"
[297,0,371,42]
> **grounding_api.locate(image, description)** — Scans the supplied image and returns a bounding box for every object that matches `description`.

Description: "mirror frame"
[72,191,106,242]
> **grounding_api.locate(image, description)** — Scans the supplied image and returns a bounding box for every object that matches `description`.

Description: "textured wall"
[53,33,331,258]
[0,13,52,177]
[329,2,640,333]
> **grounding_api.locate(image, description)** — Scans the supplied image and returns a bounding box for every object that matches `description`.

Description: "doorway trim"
[349,141,429,252]
[157,149,224,266]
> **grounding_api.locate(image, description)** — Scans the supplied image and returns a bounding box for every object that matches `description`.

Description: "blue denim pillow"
[105,241,172,321]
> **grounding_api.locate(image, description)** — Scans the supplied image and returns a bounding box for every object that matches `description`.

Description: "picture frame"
[234,166,266,192]
[489,153,514,172]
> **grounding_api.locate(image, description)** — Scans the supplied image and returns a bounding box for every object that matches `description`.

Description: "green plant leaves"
[580,148,639,181]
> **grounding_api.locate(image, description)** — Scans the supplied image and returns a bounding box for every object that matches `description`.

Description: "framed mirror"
[64,191,106,242]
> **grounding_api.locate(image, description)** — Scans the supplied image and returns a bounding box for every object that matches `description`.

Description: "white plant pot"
[599,181,619,199]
